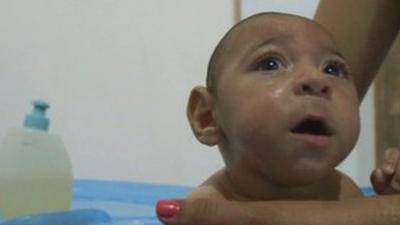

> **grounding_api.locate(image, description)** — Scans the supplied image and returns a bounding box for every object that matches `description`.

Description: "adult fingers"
[370,168,390,194]
[390,151,400,191]
[382,148,400,175]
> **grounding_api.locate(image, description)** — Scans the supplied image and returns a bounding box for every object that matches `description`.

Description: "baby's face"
[214,15,360,185]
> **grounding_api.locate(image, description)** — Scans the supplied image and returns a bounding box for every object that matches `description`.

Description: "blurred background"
[0,0,376,187]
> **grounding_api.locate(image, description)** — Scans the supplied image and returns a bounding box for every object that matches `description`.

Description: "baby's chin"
[275,175,325,187]
[268,164,336,187]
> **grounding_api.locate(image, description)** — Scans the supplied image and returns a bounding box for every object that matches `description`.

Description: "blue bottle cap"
[23,100,50,131]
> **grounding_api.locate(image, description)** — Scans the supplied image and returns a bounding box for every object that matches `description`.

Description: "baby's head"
[187,12,360,186]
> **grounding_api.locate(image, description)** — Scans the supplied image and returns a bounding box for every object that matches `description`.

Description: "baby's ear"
[186,86,221,146]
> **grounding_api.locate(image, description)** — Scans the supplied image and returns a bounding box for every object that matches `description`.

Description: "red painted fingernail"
[156,200,181,219]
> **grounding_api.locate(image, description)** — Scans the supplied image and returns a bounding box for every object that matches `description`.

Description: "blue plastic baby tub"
[0,179,193,225]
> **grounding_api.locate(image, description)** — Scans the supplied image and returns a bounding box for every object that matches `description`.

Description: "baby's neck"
[207,168,343,201]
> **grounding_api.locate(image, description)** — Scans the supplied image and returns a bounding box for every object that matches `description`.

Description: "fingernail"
[156,200,181,219]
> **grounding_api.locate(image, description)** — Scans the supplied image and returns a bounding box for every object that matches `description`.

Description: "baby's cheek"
[235,109,281,146]
[341,104,360,149]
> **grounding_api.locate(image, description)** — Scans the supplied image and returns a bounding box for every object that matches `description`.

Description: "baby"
[186,12,395,201]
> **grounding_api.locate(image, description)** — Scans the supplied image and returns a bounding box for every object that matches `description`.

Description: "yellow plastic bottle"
[0,100,72,219]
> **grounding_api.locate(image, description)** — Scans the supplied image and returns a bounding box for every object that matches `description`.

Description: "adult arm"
[314,0,400,100]
[157,196,400,225]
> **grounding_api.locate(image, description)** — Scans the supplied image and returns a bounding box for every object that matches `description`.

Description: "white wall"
[0,0,375,187]
[0,0,234,186]
[242,0,375,187]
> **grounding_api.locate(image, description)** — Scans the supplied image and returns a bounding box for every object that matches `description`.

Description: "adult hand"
[371,148,400,194]
[155,198,281,225]
[155,196,400,225]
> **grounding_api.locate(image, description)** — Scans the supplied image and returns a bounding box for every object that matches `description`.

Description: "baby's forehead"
[225,13,336,51]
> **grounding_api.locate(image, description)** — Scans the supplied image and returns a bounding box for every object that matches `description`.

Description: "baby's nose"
[294,76,332,99]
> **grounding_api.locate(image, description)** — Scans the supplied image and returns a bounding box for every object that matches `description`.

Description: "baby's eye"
[256,57,283,72]
[323,62,349,78]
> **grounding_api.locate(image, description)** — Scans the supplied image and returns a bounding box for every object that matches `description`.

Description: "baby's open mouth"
[291,117,332,136]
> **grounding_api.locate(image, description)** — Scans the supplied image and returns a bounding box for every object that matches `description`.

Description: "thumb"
[155,198,259,225]
[370,168,388,194]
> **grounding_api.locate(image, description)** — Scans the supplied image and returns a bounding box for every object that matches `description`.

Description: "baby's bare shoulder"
[187,185,226,200]
[186,169,228,200]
